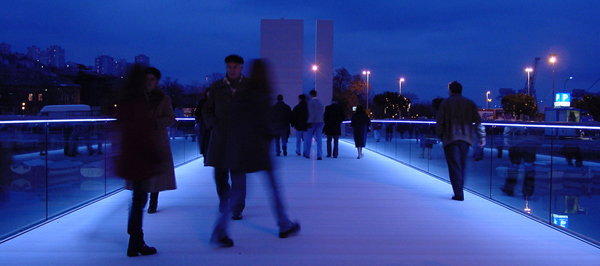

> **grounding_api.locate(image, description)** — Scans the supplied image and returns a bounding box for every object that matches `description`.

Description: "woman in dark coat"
[210,59,300,247]
[350,105,371,159]
[123,67,177,214]
[116,65,176,257]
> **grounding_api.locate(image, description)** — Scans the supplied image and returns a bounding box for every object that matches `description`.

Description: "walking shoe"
[232,213,243,220]
[210,232,234,248]
[127,244,157,257]
[279,222,301,238]
[451,196,464,201]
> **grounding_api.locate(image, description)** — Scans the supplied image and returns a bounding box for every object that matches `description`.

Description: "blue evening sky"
[2,1,599,107]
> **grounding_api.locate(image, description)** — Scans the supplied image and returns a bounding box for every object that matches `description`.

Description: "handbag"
[473,145,484,161]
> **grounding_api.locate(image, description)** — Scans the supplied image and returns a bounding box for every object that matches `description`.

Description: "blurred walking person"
[116,65,177,257]
[211,59,300,247]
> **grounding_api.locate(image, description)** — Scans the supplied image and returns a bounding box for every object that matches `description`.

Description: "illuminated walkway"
[1,140,600,265]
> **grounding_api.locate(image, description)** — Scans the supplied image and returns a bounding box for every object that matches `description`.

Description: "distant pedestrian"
[291,94,309,156]
[436,81,485,201]
[372,122,382,142]
[323,99,345,158]
[272,94,292,156]
[385,123,394,141]
[351,105,371,159]
[303,90,324,160]
[195,88,211,162]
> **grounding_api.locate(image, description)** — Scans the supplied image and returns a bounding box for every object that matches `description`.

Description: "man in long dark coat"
[323,99,345,158]
[203,54,248,220]
[271,94,292,156]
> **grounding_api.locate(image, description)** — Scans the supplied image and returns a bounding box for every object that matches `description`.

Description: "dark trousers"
[212,170,293,238]
[214,168,246,214]
[274,131,288,155]
[503,146,537,197]
[128,181,148,248]
[443,141,470,199]
[326,135,340,157]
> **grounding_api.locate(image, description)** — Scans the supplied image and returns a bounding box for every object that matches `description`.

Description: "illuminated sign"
[554,93,571,108]
[552,214,569,228]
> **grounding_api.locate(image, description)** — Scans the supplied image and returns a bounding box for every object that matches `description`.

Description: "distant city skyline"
[2,1,600,107]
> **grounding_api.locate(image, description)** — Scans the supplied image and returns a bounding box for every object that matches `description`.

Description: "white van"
[38,105,92,117]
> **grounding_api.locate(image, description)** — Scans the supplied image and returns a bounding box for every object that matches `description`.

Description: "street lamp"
[525,68,533,96]
[398,78,405,95]
[362,70,370,110]
[550,54,557,96]
[312,64,318,90]
[563,76,573,92]
[486,91,491,109]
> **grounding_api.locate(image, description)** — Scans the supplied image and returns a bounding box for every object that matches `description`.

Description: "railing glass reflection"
[0,118,200,241]
[342,120,600,246]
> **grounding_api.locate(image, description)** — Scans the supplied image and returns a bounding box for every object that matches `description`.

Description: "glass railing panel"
[0,118,201,242]
[0,122,48,239]
[548,127,600,240]
[46,121,107,217]
[490,125,549,220]
[342,119,600,246]
[381,122,397,158]
[463,126,493,197]
[180,119,200,163]
[370,122,385,154]
[409,122,434,172]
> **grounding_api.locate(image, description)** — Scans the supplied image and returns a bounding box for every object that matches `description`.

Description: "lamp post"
[398,78,405,95]
[525,68,533,96]
[486,91,491,109]
[362,70,370,110]
[563,76,573,92]
[550,54,557,97]
[312,64,318,90]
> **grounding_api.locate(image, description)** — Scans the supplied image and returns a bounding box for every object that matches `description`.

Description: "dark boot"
[148,192,158,214]
[127,235,157,257]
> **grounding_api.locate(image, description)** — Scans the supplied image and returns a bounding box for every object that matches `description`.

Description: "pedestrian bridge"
[0,137,600,265]
[1,119,600,265]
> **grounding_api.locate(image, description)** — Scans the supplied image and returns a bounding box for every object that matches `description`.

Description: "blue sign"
[554,93,571,107]
[552,214,569,228]
[555,93,571,102]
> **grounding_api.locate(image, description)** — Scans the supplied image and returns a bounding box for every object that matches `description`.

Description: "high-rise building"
[115,59,128,78]
[46,45,65,68]
[135,54,149,67]
[95,55,115,75]
[260,19,334,107]
[0,42,11,54]
[260,19,304,108]
[27,46,42,62]
[315,20,334,106]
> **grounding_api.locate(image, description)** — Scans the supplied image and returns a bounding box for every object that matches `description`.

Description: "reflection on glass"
[340,120,600,246]
[0,118,200,241]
